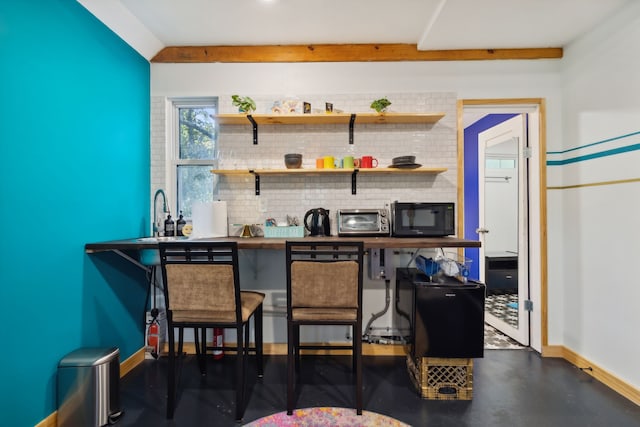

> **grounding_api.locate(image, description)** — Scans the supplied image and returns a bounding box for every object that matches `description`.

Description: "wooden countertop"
[85,235,480,253]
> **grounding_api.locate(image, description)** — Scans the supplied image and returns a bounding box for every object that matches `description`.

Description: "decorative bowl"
[392,155,416,165]
[284,153,303,169]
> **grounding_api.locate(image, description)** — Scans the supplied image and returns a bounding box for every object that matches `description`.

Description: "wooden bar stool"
[285,240,365,415]
[159,241,264,422]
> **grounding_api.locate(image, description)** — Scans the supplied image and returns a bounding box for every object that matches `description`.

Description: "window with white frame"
[169,97,218,218]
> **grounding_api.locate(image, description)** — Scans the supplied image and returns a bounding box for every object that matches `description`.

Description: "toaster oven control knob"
[381,217,388,224]
[380,210,387,216]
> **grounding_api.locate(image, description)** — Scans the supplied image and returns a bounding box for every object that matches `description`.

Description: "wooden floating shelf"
[354,112,445,124]
[357,167,448,174]
[212,167,447,175]
[212,167,448,195]
[215,112,445,144]
[216,113,352,125]
[216,112,444,126]
[253,168,354,175]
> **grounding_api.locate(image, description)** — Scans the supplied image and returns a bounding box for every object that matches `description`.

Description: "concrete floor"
[116,349,640,426]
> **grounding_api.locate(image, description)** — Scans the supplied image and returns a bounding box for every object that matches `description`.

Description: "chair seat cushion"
[172,291,265,323]
[292,307,358,321]
[240,291,266,320]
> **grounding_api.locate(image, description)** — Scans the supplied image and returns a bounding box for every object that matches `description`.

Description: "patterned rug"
[244,407,410,427]
[485,292,519,328]
[484,323,524,349]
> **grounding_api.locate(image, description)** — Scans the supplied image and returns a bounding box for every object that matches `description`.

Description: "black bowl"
[284,154,302,168]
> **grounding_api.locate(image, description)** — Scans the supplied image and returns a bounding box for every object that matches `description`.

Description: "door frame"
[457,98,548,352]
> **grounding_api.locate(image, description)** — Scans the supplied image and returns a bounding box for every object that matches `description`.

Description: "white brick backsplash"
[151,93,457,234]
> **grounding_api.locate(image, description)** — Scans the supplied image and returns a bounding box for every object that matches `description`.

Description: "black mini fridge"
[396,268,485,359]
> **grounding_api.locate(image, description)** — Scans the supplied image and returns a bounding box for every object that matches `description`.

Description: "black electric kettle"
[304,208,331,236]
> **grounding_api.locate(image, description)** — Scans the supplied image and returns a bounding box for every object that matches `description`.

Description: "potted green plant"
[370,97,392,113]
[231,95,256,114]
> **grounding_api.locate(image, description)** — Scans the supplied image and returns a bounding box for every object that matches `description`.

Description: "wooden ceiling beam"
[151,43,563,63]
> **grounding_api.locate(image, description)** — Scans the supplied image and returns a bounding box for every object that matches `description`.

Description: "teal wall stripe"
[547,130,640,155]
[547,143,640,166]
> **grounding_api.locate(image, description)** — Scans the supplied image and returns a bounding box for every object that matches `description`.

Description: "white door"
[478,114,529,345]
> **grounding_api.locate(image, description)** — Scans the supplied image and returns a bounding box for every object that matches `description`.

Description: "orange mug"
[361,156,378,168]
[316,158,324,169]
[354,158,361,168]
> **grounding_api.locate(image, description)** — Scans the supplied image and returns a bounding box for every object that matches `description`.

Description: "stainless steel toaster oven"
[336,209,390,237]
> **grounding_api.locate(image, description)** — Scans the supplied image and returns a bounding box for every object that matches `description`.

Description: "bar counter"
[85,235,481,253]
[85,235,481,355]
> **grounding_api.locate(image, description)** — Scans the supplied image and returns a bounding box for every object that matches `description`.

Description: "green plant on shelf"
[370,97,392,113]
[231,95,256,113]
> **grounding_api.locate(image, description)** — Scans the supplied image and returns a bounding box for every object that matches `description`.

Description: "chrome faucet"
[153,189,169,237]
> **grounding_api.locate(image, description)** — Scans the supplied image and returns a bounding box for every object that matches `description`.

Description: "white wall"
[151,60,563,346]
[151,61,561,342]
[554,1,640,390]
[151,58,563,344]
[213,92,458,232]
[150,0,640,389]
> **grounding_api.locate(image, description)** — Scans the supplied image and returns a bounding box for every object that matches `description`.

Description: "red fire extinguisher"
[147,319,160,359]
[212,327,223,360]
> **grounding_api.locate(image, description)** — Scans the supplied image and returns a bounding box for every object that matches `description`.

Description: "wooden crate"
[406,355,473,400]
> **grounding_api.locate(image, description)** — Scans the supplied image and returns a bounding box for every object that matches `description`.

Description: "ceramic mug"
[323,156,335,169]
[343,156,355,169]
[361,156,378,168]
[316,158,324,169]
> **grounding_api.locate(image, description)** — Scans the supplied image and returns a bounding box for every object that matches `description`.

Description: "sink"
[138,236,189,265]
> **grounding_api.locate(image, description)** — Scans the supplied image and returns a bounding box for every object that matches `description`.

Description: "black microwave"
[391,202,455,237]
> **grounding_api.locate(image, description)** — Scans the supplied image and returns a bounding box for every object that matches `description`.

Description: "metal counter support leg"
[363,279,391,343]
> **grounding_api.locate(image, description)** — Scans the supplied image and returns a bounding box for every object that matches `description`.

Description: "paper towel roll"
[191,201,228,237]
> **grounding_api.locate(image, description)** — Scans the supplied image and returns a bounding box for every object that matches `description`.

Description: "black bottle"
[164,214,175,236]
[177,211,186,236]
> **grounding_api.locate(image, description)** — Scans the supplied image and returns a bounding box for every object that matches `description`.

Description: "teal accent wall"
[0,1,150,425]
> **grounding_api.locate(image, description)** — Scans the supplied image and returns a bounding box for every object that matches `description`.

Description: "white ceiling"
[78,0,630,128]
[81,0,630,59]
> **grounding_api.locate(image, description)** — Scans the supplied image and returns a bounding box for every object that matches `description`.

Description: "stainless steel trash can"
[57,347,124,427]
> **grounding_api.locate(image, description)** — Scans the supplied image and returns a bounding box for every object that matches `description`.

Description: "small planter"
[370,97,392,114]
[231,95,256,114]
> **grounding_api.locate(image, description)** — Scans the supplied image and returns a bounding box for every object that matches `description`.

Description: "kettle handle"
[322,213,331,236]
[303,210,314,231]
